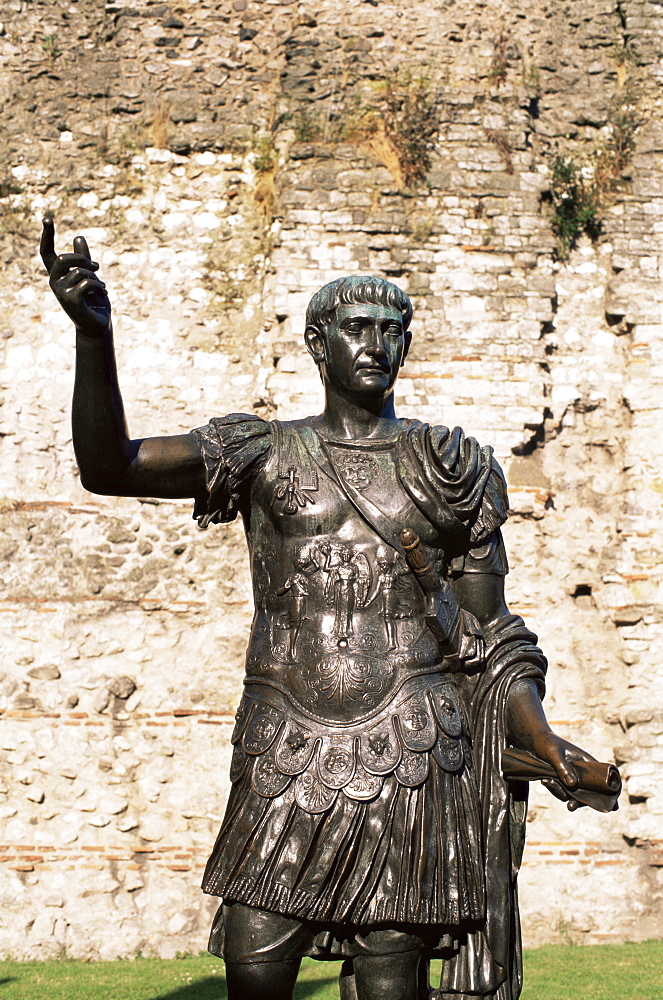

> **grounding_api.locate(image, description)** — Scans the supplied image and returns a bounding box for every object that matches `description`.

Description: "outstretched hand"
[41,218,111,335]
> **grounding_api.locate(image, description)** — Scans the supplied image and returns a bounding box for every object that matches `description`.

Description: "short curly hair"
[305,275,413,335]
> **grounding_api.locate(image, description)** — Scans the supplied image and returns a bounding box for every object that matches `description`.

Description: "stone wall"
[0,0,661,960]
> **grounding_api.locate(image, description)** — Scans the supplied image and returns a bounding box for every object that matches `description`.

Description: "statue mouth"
[357,365,390,375]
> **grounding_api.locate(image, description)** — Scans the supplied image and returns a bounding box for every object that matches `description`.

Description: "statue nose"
[365,327,387,358]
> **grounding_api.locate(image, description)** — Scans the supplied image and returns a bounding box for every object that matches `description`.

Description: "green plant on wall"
[251,133,278,216]
[42,34,62,59]
[524,61,541,94]
[549,95,642,259]
[291,109,324,143]
[252,134,277,174]
[550,155,600,259]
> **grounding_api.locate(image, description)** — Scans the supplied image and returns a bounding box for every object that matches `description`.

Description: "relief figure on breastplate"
[366,546,412,650]
[274,543,320,659]
[253,540,276,603]
[321,540,371,640]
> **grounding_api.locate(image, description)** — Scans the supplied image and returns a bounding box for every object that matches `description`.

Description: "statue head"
[304,276,413,394]
[304,276,413,339]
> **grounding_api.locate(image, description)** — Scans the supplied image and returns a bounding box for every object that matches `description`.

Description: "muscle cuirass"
[244,421,452,718]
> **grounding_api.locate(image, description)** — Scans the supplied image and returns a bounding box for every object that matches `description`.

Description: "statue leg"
[340,954,430,1000]
[212,901,313,1000]
[339,958,358,1000]
[226,959,301,1000]
[352,949,421,1000]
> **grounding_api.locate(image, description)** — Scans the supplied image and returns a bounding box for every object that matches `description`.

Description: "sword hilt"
[400,527,442,597]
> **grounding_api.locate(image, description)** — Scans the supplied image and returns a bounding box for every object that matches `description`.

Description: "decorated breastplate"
[245,421,449,726]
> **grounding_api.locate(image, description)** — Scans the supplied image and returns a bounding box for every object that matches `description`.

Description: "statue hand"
[530,731,597,811]
[41,217,111,336]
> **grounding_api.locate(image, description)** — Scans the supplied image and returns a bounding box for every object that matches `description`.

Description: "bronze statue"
[41,218,620,1000]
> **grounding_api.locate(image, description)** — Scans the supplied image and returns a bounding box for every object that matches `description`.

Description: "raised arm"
[41,219,205,499]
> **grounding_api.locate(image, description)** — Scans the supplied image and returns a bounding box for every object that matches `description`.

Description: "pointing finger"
[73,235,92,260]
[40,217,57,273]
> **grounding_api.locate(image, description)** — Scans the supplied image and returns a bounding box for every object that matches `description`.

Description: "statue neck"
[319,383,398,440]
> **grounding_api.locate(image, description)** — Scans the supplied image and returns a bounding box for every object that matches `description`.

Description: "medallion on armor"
[229,742,249,783]
[433,735,464,772]
[395,749,430,788]
[335,452,378,490]
[274,723,317,775]
[344,763,384,801]
[318,736,356,789]
[252,748,292,797]
[359,720,402,775]
[243,708,282,755]
[395,694,437,752]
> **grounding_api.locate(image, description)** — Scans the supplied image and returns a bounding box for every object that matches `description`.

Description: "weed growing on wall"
[150,100,171,149]
[292,109,324,143]
[485,128,514,174]
[289,75,443,188]
[251,134,278,215]
[489,30,509,88]
[550,95,643,259]
[382,75,443,186]
[42,34,61,59]
[252,134,277,174]
[550,155,601,258]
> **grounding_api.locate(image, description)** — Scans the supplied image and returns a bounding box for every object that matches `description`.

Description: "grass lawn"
[1,941,662,1000]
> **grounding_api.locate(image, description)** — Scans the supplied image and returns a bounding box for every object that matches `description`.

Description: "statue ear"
[305,325,325,364]
[401,329,412,366]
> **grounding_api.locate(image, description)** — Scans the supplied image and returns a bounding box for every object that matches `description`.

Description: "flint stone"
[27,665,61,680]
[108,676,137,700]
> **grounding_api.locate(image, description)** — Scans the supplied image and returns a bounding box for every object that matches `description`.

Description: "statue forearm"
[73,324,133,492]
[505,677,552,750]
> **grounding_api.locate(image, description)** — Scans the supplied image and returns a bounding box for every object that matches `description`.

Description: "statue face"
[307,301,410,398]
